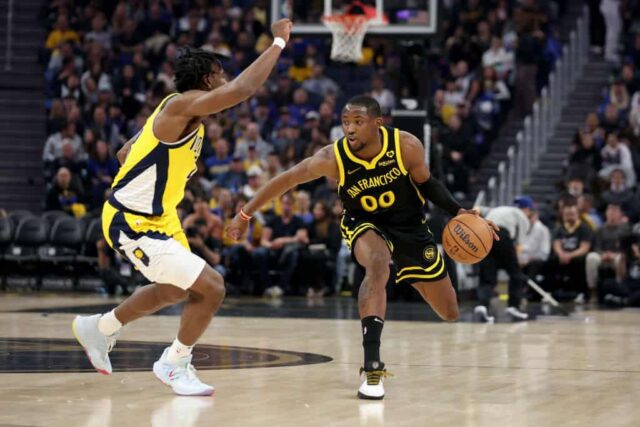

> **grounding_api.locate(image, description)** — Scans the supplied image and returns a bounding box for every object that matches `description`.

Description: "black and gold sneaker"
[357,361,391,400]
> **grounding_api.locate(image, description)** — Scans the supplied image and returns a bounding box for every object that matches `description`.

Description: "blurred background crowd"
[23,0,639,307]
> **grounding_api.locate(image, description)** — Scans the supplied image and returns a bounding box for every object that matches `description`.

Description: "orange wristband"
[239,209,252,221]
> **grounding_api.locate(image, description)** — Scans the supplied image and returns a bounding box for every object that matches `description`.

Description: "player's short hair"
[344,95,382,118]
[174,46,224,93]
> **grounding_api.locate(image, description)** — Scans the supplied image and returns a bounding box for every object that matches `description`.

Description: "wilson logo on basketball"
[453,224,478,253]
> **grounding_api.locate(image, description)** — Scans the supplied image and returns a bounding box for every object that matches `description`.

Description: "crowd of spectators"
[543,4,640,307]
[35,0,565,298]
[429,0,563,198]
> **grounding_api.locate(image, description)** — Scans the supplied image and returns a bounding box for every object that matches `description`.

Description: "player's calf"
[155,283,189,305]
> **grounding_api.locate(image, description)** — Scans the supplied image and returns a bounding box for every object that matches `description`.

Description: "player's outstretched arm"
[167,19,292,118]
[399,131,500,239]
[226,146,339,241]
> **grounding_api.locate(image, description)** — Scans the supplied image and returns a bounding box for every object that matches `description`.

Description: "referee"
[474,196,535,322]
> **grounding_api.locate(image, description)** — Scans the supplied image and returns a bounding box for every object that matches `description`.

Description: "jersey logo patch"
[378,158,396,167]
[132,247,150,267]
[386,150,395,158]
[347,167,362,175]
[424,246,436,261]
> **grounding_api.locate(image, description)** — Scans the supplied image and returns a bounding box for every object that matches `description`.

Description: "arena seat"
[37,217,84,286]
[75,217,102,270]
[0,218,12,282]
[7,210,35,228]
[39,216,83,264]
[41,210,70,229]
[4,216,48,284]
[0,217,12,255]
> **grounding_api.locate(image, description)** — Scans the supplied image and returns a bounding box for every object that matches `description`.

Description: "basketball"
[442,213,493,264]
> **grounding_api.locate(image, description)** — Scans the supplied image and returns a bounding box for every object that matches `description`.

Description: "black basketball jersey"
[333,126,425,227]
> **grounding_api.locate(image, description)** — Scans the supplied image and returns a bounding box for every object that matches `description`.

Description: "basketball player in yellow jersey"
[227,96,499,399]
[72,19,292,396]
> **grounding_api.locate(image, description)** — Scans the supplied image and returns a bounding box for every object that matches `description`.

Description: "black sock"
[361,316,384,368]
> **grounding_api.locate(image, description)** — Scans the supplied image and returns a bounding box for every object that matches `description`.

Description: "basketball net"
[322,14,373,63]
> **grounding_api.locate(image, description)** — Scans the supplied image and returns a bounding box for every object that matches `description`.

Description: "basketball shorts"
[101,202,206,289]
[340,215,447,285]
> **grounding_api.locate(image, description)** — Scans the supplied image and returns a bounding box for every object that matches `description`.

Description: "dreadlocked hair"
[174,46,220,93]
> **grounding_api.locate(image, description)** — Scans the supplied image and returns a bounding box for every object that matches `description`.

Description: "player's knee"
[203,269,225,305]
[365,254,391,288]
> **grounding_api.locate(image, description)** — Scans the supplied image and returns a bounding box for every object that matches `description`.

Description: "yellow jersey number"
[360,191,396,212]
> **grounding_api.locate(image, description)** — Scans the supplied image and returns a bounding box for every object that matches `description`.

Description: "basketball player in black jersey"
[228,95,499,399]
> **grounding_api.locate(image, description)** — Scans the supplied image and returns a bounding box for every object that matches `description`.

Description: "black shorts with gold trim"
[340,215,447,285]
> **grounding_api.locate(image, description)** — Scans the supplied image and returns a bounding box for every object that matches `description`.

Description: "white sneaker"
[72,314,119,375]
[505,306,529,321]
[357,362,389,400]
[264,286,284,298]
[604,294,625,306]
[574,293,585,305]
[153,348,214,396]
[473,305,495,323]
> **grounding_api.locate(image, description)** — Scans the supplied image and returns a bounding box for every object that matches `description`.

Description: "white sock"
[167,338,193,364]
[97,310,122,336]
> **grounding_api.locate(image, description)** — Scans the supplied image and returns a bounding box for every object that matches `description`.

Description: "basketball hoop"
[322,14,374,63]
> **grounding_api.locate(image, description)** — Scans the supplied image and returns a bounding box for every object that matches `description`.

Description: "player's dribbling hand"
[271,18,293,43]
[225,214,249,242]
[456,208,501,241]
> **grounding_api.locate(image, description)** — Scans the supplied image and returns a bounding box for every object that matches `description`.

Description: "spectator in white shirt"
[629,91,640,136]
[475,196,535,322]
[43,121,86,163]
[370,75,395,111]
[482,36,514,81]
[200,32,232,57]
[519,211,551,283]
[242,165,264,199]
[599,133,636,187]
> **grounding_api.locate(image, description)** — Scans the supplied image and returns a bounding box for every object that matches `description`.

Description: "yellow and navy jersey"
[109,93,204,218]
[334,126,425,227]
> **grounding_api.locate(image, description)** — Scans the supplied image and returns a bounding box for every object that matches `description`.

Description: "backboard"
[270,0,437,36]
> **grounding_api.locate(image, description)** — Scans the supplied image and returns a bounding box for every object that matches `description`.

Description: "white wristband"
[272,37,286,49]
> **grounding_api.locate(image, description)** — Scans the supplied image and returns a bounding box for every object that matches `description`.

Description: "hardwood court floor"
[0,293,639,427]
